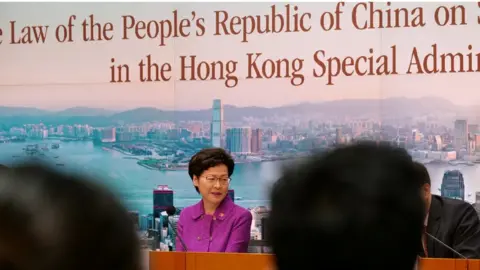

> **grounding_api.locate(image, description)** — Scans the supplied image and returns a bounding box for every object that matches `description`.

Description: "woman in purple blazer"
[176,148,252,253]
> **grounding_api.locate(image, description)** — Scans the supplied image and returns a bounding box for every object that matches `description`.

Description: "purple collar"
[191,196,235,221]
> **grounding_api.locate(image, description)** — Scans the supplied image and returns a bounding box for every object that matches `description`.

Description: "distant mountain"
[110,107,174,123]
[0,106,117,127]
[0,106,49,117]
[55,107,116,117]
[0,97,469,127]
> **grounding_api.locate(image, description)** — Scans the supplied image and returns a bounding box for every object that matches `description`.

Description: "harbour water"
[1,141,480,215]
[0,141,278,214]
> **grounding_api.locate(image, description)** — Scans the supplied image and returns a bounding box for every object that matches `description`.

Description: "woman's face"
[193,164,230,206]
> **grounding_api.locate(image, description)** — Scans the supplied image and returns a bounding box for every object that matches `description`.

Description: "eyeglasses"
[203,175,231,185]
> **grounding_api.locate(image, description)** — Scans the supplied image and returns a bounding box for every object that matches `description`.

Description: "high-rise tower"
[454,119,468,153]
[211,99,224,148]
[153,185,174,218]
[226,127,252,154]
[251,128,262,153]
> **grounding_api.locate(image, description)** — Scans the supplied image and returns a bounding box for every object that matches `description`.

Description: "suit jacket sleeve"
[452,204,480,258]
[225,211,253,253]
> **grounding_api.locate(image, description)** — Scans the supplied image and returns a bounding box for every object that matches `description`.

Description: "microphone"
[425,232,467,259]
[165,206,188,252]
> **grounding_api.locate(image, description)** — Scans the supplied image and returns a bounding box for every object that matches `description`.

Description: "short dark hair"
[188,148,235,193]
[0,163,141,270]
[267,142,424,270]
[413,161,431,186]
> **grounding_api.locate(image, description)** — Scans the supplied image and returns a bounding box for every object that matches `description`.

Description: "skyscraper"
[335,127,343,145]
[251,128,262,153]
[454,119,468,153]
[211,99,224,148]
[153,185,174,218]
[433,135,442,151]
[226,127,252,154]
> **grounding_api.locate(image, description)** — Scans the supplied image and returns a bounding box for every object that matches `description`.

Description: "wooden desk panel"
[417,258,480,270]
[185,252,274,270]
[468,260,480,270]
[149,251,186,270]
[419,258,464,270]
[148,252,480,270]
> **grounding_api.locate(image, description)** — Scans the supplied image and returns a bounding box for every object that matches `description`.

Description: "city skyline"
[1,96,479,127]
[2,95,480,112]
[2,94,480,219]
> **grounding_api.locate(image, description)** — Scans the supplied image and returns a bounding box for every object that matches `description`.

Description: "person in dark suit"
[415,162,480,258]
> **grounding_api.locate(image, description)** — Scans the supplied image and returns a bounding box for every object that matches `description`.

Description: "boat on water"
[51,143,60,149]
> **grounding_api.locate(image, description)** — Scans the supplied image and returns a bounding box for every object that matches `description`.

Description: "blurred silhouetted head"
[0,163,141,270]
[267,142,424,270]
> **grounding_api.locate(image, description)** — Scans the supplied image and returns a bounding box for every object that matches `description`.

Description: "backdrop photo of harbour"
[2,97,480,215]
[0,139,279,215]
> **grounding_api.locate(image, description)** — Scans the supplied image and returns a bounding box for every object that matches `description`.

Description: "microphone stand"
[425,232,466,259]
[167,216,188,252]
[425,232,469,270]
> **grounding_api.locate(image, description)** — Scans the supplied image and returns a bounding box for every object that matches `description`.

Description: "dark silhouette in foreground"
[267,143,425,270]
[0,163,141,270]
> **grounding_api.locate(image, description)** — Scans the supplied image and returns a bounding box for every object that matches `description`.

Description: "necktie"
[422,226,428,257]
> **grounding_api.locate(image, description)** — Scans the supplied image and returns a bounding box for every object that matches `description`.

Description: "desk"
[149,251,185,270]
[420,258,480,270]
[185,252,274,270]
[149,252,480,270]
